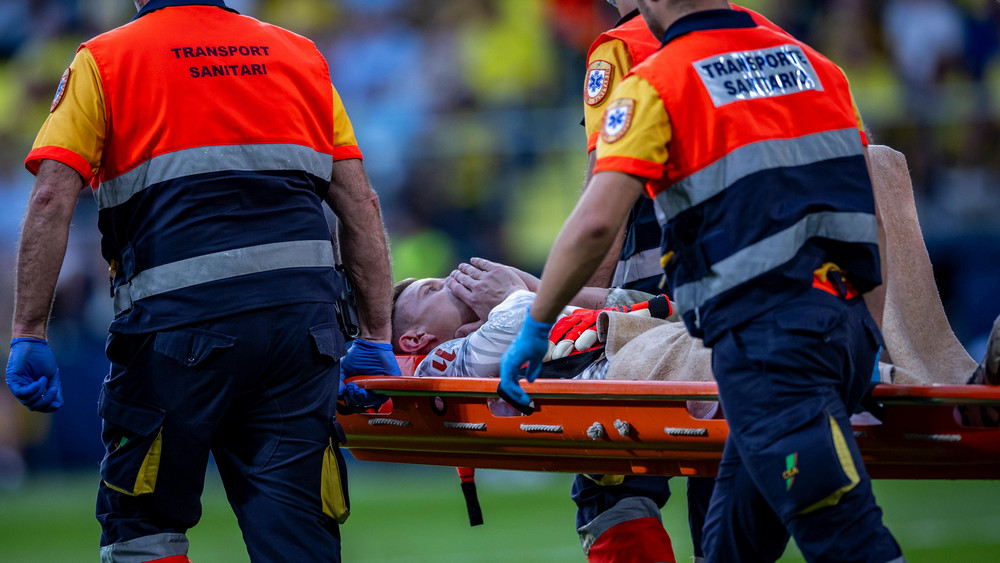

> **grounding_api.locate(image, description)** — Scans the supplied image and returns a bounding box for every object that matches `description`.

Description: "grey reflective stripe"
[577,496,662,554]
[100,532,188,563]
[672,211,877,315]
[610,247,662,288]
[114,240,335,316]
[654,128,863,222]
[94,144,335,209]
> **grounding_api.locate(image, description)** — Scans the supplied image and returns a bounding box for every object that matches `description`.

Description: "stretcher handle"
[868,384,1000,405]
[347,377,1000,406]
[346,376,720,401]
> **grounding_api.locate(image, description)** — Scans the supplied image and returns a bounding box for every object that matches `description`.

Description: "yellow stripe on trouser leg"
[584,474,626,487]
[799,415,860,515]
[322,440,350,524]
[103,429,163,496]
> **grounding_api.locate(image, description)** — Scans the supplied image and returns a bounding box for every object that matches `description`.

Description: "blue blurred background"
[0,0,999,491]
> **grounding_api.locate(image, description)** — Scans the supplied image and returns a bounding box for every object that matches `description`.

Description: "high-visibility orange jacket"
[595,9,880,343]
[26,0,360,333]
[582,5,794,295]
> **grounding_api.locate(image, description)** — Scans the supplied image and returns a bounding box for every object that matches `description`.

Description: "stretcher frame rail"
[340,376,1000,480]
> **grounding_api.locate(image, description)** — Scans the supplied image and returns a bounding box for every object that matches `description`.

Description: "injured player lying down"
[390,257,676,381]
[390,254,1000,425]
[390,146,1000,424]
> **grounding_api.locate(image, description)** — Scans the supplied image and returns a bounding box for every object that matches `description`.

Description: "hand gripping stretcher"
[339,356,1000,480]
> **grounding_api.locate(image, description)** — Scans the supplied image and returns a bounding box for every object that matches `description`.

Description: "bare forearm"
[340,220,393,343]
[329,159,393,343]
[511,267,540,292]
[510,264,609,310]
[569,287,611,310]
[583,150,624,288]
[13,161,82,339]
[587,222,625,289]
[533,221,617,322]
[531,172,643,322]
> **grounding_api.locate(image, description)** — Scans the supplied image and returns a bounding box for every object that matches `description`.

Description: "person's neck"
[670,1,731,24]
[616,0,639,18]
[645,0,730,39]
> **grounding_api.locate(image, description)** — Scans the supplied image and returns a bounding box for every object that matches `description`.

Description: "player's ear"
[399,330,435,355]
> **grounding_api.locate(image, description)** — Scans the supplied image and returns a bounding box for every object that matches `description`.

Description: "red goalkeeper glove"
[546,295,672,360]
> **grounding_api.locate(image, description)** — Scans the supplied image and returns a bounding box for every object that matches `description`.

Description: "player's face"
[396,278,477,342]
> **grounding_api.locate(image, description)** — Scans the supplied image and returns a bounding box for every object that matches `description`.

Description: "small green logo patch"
[782,452,799,490]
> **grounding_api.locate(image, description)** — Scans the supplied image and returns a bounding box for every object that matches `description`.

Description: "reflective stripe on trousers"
[577,496,662,554]
[100,533,189,563]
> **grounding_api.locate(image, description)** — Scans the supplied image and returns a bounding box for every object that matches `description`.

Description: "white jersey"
[415,290,608,380]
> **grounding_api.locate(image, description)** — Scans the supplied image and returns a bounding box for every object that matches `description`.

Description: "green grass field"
[2,462,998,562]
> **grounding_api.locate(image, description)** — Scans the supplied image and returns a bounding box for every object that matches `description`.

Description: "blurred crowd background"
[0,0,998,489]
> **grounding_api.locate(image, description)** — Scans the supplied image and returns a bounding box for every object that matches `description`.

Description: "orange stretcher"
[340,357,1000,480]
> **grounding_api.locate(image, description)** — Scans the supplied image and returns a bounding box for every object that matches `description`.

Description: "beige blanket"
[597,145,976,393]
[867,145,976,383]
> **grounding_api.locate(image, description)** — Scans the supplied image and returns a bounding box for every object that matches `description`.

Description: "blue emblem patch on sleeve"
[584,60,613,106]
[50,67,71,113]
[600,98,634,143]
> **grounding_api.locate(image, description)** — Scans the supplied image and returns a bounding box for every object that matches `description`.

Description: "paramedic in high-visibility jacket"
[575,4,789,562]
[582,1,781,292]
[500,1,905,562]
[574,3,689,563]
[6,1,399,562]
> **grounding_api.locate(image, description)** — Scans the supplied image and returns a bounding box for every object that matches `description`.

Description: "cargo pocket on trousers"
[774,303,845,339]
[153,327,236,367]
[310,322,347,362]
[321,420,351,524]
[757,408,859,520]
[98,387,166,496]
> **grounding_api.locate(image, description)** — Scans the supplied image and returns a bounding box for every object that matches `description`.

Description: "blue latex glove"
[339,339,401,414]
[338,381,389,415]
[6,338,63,413]
[341,339,402,378]
[498,313,553,415]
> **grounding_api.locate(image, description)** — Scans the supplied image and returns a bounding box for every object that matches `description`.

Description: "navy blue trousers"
[572,474,715,558]
[96,303,348,562]
[702,290,902,563]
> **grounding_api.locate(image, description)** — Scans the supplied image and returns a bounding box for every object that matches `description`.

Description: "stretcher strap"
[456,467,483,526]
